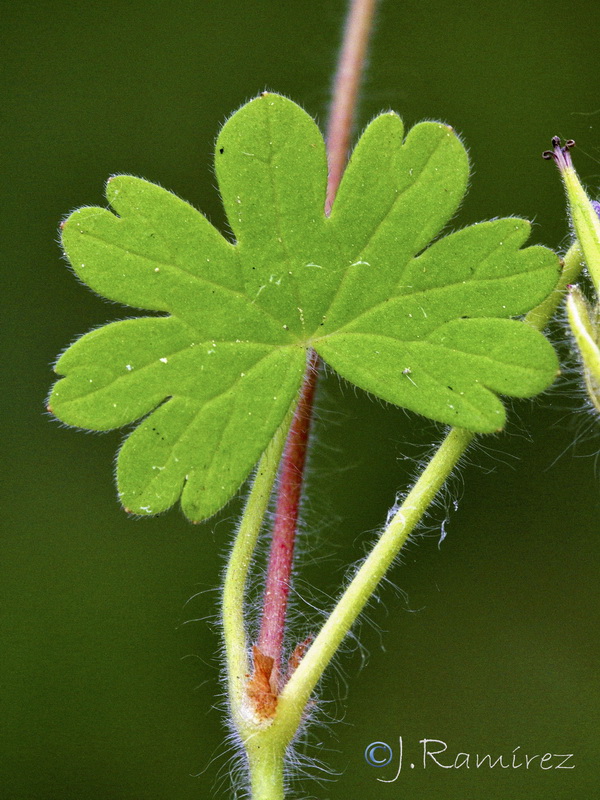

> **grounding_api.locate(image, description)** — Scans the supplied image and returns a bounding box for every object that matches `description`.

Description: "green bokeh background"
[2,0,599,797]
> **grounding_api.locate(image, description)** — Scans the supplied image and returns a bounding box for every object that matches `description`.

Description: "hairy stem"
[257,350,319,687]
[222,402,296,729]
[255,0,378,688]
[326,0,379,213]
[245,728,287,800]
[275,427,474,737]
[525,241,584,330]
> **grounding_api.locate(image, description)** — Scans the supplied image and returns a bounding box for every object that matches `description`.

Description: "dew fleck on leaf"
[49,93,560,521]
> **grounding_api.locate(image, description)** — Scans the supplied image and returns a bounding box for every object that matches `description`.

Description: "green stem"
[524,241,584,330]
[275,427,474,738]
[222,402,296,730]
[246,732,287,800]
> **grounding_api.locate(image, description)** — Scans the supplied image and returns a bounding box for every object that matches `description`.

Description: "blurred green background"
[2,0,599,797]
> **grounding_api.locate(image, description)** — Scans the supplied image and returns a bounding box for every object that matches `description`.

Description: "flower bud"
[543,137,600,295]
[565,285,600,414]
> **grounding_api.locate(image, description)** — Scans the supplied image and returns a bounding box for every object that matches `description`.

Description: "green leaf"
[316,218,559,429]
[50,93,560,521]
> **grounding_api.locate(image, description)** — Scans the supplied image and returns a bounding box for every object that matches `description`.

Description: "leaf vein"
[319,331,546,376]
[322,132,452,324]
[77,229,287,332]
[130,349,289,497]
[326,265,553,333]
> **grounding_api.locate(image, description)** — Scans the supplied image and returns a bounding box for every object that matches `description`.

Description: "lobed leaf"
[325,114,470,329]
[50,93,560,521]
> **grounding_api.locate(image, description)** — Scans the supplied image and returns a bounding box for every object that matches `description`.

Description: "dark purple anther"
[542,136,575,171]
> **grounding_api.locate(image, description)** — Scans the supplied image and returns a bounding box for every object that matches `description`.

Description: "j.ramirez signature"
[364,738,574,782]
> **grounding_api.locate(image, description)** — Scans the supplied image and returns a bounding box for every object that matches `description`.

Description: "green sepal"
[566,286,600,414]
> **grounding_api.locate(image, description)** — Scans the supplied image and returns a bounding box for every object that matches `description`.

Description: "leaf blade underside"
[50,93,560,520]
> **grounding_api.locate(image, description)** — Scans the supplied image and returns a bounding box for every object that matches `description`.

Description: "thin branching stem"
[222,403,297,730]
[524,241,583,330]
[257,349,319,686]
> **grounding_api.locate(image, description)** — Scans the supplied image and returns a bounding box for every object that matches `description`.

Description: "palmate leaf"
[50,93,560,521]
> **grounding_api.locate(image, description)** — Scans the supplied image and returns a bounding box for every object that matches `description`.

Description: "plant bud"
[566,285,600,414]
